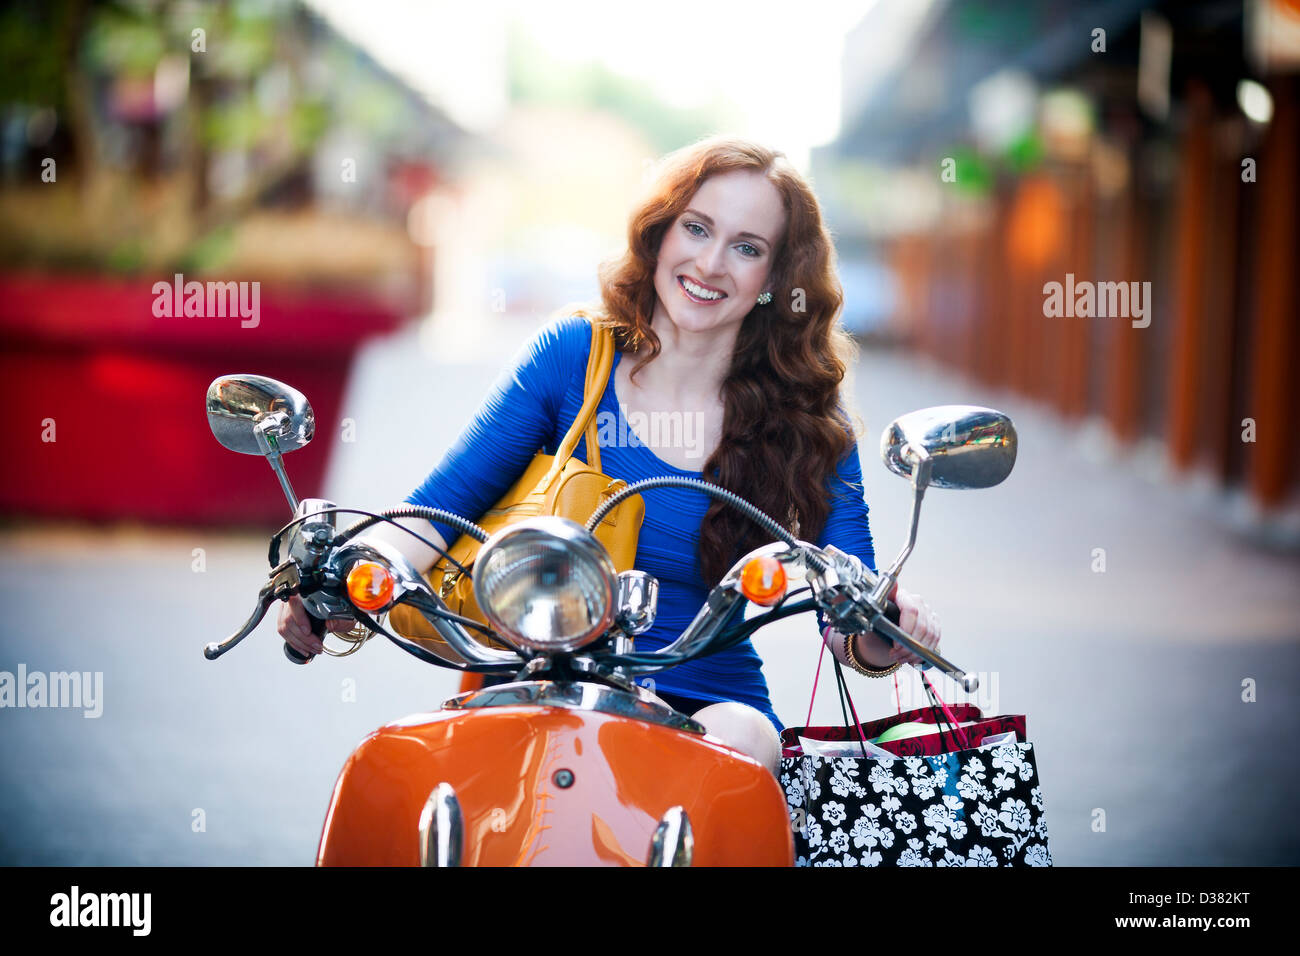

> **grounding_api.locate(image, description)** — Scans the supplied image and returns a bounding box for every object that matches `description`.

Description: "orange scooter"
[203,375,1016,866]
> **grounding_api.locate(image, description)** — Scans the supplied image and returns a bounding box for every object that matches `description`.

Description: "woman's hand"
[276,595,354,660]
[888,583,941,667]
[821,582,943,671]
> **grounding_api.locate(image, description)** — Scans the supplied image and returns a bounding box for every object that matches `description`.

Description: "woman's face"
[651,169,787,338]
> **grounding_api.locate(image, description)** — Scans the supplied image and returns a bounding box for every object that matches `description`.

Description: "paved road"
[2,317,1297,865]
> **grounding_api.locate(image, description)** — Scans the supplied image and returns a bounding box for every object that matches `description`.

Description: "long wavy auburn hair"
[574,136,858,588]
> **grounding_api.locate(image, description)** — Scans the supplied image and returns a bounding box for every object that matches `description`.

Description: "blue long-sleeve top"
[406,314,877,731]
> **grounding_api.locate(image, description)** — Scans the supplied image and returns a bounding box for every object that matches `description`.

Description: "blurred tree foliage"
[83,1,167,76]
[0,0,83,111]
[947,145,995,196]
[0,0,375,275]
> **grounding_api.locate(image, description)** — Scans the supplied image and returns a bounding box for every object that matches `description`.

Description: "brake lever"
[204,561,302,661]
[866,610,978,693]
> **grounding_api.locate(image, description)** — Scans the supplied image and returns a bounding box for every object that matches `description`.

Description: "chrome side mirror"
[207,374,314,455]
[881,405,1017,491]
[206,374,315,510]
[870,405,1017,608]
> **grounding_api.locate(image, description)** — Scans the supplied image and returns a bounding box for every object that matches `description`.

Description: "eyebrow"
[683,209,772,250]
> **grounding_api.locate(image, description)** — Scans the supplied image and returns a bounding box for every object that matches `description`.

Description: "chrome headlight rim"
[471,516,617,653]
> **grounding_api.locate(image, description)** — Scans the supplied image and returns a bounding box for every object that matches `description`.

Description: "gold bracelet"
[843,631,902,678]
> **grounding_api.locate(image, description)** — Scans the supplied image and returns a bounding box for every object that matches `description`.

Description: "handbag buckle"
[439,569,461,599]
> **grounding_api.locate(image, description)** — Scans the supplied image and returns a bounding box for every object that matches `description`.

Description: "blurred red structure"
[0,0,466,526]
[0,274,406,524]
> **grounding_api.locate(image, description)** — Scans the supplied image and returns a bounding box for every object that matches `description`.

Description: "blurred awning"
[831,0,1154,164]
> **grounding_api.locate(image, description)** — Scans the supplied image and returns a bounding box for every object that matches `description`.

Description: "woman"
[278,137,940,774]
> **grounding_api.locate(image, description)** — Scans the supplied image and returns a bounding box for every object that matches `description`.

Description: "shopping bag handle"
[921,672,971,751]
[806,628,972,755]
[805,639,871,758]
[831,657,871,759]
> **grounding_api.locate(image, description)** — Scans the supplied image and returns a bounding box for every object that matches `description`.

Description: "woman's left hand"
[888,583,941,668]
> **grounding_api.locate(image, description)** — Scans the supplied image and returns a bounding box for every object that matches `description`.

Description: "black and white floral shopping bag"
[781,648,1052,867]
[780,741,1053,867]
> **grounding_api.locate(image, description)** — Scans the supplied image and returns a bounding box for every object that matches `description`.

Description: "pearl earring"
[756,291,773,305]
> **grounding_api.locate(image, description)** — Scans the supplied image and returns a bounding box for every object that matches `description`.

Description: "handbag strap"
[541,321,614,488]
[581,324,609,473]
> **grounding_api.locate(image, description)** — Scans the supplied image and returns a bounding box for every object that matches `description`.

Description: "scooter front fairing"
[316,681,794,867]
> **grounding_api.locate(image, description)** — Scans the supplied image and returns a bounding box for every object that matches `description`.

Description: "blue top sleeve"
[404,314,591,547]
[815,438,877,570]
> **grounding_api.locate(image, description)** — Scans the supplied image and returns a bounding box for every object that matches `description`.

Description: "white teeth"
[681,277,723,300]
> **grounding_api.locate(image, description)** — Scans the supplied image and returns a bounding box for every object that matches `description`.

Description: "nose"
[695,239,726,280]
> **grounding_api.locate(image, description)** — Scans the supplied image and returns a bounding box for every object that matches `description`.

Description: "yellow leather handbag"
[388,321,645,656]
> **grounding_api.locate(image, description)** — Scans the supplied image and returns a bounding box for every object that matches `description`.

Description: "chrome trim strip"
[647,806,693,867]
[418,782,464,867]
[442,680,706,734]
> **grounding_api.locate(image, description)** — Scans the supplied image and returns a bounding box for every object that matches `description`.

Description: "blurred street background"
[1,0,1298,866]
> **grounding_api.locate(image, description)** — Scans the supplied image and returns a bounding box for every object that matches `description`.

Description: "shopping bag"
[779,645,1052,866]
[780,742,1053,867]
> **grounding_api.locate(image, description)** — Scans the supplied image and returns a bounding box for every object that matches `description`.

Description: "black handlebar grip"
[885,598,902,627]
[283,612,326,665]
[866,597,904,646]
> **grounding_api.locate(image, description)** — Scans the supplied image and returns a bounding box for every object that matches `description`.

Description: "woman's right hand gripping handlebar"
[277,595,354,661]
[276,514,447,661]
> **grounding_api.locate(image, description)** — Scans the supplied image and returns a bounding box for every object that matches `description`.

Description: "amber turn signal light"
[739,555,786,606]
[346,561,395,612]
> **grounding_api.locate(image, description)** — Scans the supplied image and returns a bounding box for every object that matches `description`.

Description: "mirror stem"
[872,447,932,606]
[254,415,301,512]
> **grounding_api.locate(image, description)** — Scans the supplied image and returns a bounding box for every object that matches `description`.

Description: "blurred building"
[816,0,1299,535]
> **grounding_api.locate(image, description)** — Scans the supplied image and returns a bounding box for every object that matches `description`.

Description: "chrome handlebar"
[208,509,976,693]
[650,540,978,692]
[205,500,525,669]
[333,538,521,668]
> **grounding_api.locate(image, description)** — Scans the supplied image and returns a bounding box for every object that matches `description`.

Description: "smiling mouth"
[677,275,727,303]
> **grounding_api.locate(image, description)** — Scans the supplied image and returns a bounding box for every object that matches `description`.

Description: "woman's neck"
[635,311,738,406]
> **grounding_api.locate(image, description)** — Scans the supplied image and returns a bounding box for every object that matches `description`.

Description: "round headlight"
[472,517,617,652]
